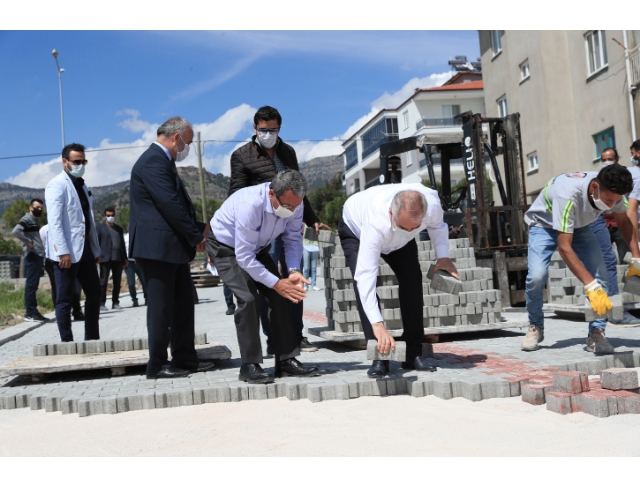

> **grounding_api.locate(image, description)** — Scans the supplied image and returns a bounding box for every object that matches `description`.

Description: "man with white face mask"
[96,206,128,311]
[208,170,320,384]
[338,183,456,378]
[228,106,329,355]
[45,142,102,342]
[523,164,640,354]
[129,117,213,380]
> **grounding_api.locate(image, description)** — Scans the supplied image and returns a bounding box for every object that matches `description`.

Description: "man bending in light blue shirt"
[207,170,320,384]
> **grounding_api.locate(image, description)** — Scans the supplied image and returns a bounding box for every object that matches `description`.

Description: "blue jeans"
[260,234,304,346]
[24,252,44,316]
[125,260,147,301]
[223,283,234,307]
[589,214,619,295]
[526,226,608,332]
[303,248,319,287]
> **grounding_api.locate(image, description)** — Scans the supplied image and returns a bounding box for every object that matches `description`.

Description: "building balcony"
[415,117,462,131]
[361,134,399,160]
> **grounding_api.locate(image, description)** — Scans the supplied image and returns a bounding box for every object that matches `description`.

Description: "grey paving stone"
[366,340,407,361]
[61,396,82,415]
[600,368,639,390]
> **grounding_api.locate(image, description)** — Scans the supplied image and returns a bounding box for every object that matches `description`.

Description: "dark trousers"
[125,260,146,301]
[45,259,82,316]
[24,252,44,317]
[208,237,298,364]
[609,226,630,265]
[338,217,424,361]
[137,258,198,376]
[99,260,124,305]
[223,283,235,307]
[53,245,101,342]
[260,234,304,346]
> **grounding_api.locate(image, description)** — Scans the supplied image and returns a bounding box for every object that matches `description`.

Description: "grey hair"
[270,169,307,198]
[390,190,427,223]
[157,117,191,137]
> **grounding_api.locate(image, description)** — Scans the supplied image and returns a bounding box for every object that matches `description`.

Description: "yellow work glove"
[626,258,640,280]
[585,280,612,316]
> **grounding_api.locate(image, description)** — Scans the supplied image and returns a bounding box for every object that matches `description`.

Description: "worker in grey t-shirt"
[522,165,640,355]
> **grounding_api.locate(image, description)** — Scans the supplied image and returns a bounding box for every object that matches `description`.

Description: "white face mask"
[591,185,612,211]
[106,216,115,223]
[273,202,294,218]
[602,161,614,167]
[391,220,421,240]
[631,156,640,166]
[256,131,278,149]
[67,163,85,178]
[175,139,190,162]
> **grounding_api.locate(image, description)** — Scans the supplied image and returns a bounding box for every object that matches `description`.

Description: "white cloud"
[7,106,256,188]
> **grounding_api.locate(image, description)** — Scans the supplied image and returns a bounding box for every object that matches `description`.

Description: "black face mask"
[32,208,42,218]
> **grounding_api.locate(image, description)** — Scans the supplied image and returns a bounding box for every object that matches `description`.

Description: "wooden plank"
[308,321,529,342]
[493,251,511,307]
[0,343,232,378]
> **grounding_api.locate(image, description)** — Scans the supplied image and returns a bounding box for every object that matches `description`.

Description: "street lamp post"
[51,49,66,148]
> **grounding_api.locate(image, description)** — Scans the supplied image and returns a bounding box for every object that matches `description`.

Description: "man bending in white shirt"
[338,183,458,378]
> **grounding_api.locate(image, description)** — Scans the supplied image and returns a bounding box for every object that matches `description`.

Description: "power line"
[0,139,349,161]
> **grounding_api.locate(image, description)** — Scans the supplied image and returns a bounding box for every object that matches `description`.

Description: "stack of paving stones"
[522,368,640,417]
[547,251,639,305]
[0,261,14,279]
[321,233,500,332]
[31,333,208,356]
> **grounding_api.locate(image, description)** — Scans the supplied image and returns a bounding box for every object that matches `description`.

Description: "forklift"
[376,112,530,307]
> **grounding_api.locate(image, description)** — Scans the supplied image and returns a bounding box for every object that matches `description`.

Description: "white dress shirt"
[342,183,449,325]
[210,182,304,288]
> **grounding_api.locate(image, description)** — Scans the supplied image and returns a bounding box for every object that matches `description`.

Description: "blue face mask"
[68,164,85,178]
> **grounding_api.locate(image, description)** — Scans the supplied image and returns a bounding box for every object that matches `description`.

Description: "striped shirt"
[524,171,627,233]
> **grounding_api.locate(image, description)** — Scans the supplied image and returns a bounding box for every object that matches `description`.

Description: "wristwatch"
[288,268,302,275]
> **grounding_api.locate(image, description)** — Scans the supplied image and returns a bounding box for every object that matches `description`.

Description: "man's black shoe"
[132,299,139,308]
[147,365,191,380]
[278,357,320,378]
[225,305,236,315]
[402,356,437,372]
[239,363,274,384]
[72,311,85,321]
[367,359,389,379]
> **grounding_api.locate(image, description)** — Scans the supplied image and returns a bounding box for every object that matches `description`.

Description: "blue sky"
[0,30,479,188]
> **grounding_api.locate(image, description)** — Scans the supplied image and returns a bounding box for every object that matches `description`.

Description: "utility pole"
[196,132,208,222]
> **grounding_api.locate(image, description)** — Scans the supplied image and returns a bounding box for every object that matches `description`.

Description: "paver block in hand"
[427,264,462,295]
[584,294,623,321]
[366,340,406,361]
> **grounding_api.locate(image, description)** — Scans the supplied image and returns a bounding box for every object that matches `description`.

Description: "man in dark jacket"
[96,206,128,311]
[228,106,329,355]
[129,116,214,379]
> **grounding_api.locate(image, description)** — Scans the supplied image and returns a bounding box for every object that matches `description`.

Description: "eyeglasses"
[276,195,299,211]
[67,159,88,166]
[256,127,280,133]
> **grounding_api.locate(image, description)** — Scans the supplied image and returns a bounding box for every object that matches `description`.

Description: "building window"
[497,96,508,117]
[442,104,461,121]
[527,151,538,172]
[345,143,358,170]
[402,110,409,130]
[520,60,530,81]
[593,127,616,159]
[491,30,502,56]
[406,151,413,167]
[585,30,608,76]
[361,117,399,160]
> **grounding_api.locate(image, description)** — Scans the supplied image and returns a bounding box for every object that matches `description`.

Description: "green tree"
[116,206,130,229]
[192,199,223,223]
[0,236,22,255]
[3,199,48,230]
[307,174,344,221]
[323,194,348,229]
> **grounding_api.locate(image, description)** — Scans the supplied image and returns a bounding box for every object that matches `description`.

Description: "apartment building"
[478,30,640,200]
[342,72,485,195]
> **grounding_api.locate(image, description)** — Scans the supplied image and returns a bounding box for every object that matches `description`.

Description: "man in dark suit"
[97,206,128,311]
[129,117,214,379]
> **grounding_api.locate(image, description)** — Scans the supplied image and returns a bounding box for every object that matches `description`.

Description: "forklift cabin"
[376,112,530,307]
